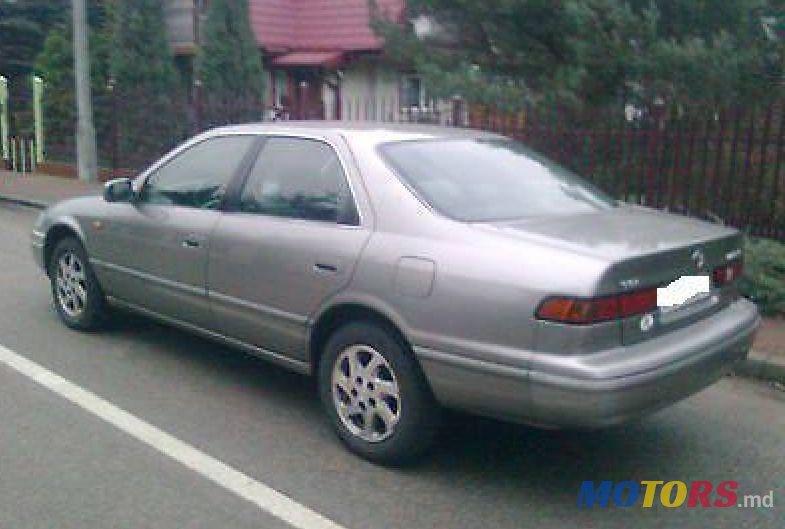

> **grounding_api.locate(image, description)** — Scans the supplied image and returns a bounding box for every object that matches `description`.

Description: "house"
[165,0,438,121]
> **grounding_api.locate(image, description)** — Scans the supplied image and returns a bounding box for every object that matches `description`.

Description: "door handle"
[314,262,338,273]
[182,237,201,249]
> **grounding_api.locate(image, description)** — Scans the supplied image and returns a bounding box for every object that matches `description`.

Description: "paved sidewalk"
[0,170,101,208]
[1,170,783,382]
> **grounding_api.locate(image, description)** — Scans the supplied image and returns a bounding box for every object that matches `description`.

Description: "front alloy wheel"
[55,251,88,318]
[49,237,107,330]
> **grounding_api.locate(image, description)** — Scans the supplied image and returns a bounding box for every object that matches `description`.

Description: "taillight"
[536,288,657,325]
[713,260,743,287]
[618,288,658,318]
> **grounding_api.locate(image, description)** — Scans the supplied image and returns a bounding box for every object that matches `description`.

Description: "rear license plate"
[657,275,711,312]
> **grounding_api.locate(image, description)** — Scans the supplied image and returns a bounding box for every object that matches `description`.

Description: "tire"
[48,237,107,330]
[319,320,441,465]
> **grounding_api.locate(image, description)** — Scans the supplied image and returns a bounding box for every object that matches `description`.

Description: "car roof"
[205,121,505,146]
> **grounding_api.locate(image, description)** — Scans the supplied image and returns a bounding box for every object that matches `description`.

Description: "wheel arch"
[43,221,86,275]
[308,300,415,375]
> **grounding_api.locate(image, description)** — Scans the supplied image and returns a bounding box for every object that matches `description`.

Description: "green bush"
[740,237,785,316]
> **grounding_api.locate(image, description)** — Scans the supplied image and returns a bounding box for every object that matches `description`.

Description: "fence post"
[647,103,667,207]
[620,118,634,201]
[753,107,774,233]
[20,137,26,173]
[682,116,698,214]
[665,118,683,210]
[770,107,785,238]
[738,111,757,229]
[0,76,8,167]
[107,77,118,178]
[451,97,463,128]
[721,108,743,223]
[29,138,36,173]
[193,78,203,132]
[33,75,44,164]
[710,111,728,217]
[602,112,619,197]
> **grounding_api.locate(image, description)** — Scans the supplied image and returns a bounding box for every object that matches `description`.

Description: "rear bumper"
[415,298,760,427]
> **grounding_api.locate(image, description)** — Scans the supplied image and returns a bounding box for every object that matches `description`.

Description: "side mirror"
[103,178,134,203]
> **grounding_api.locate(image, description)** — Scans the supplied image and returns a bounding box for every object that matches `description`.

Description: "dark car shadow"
[99,308,727,498]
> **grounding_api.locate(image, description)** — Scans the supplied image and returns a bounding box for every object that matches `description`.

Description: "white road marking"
[0,343,348,529]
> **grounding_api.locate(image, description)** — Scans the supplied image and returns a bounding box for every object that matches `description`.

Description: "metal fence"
[40,92,785,241]
[476,103,785,241]
[313,98,785,240]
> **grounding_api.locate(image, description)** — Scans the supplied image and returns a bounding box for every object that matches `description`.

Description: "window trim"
[137,133,260,211]
[228,133,363,227]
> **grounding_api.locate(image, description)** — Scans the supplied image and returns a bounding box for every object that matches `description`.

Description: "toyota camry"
[32,123,761,464]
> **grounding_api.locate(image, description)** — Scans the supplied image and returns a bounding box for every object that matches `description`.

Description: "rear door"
[207,135,371,362]
[93,134,258,328]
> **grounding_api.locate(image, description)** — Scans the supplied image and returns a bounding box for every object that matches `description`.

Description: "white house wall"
[333,61,400,121]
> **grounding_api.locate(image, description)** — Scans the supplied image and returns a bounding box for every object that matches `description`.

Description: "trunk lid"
[478,205,744,344]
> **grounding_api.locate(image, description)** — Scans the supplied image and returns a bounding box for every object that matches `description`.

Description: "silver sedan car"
[32,123,760,464]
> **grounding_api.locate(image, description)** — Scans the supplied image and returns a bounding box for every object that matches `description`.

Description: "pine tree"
[110,0,185,167]
[0,0,69,135]
[34,2,113,163]
[377,0,784,110]
[198,0,265,126]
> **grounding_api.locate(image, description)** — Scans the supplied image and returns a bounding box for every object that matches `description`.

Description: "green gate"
[1,74,44,173]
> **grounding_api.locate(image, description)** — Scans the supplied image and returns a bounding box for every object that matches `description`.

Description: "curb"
[1,190,783,386]
[0,194,48,210]
[732,351,785,385]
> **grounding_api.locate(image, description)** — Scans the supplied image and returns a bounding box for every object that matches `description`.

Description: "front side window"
[379,138,616,222]
[239,137,355,223]
[141,135,256,209]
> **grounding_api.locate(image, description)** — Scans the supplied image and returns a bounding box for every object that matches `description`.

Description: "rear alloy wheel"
[331,344,401,443]
[49,237,107,330]
[319,321,440,465]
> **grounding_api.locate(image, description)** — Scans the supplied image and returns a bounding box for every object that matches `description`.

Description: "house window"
[401,75,424,108]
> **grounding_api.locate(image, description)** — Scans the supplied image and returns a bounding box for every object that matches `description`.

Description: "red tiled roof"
[271,50,344,66]
[249,0,405,53]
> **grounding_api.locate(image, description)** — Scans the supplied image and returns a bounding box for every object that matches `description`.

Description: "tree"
[34,1,114,163]
[110,0,185,167]
[198,0,265,126]
[0,0,68,135]
[376,0,785,111]
[35,26,75,158]
[0,0,67,79]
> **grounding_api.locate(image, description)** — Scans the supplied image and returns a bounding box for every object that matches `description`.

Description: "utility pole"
[73,0,98,181]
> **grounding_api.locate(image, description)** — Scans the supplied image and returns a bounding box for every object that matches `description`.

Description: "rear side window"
[239,137,356,224]
[379,138,616,222]
[141,135,256,209]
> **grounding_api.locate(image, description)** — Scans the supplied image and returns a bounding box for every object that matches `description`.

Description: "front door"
[291,69,325,120]
[207,136,370,361]
[91,134,258,328]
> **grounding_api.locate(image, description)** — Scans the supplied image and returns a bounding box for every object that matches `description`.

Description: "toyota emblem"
[691,248,706,271]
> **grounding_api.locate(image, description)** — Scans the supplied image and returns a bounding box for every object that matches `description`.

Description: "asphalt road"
[0,202,783,529]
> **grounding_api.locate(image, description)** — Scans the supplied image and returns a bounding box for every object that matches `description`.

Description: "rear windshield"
[379,138,616,222]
